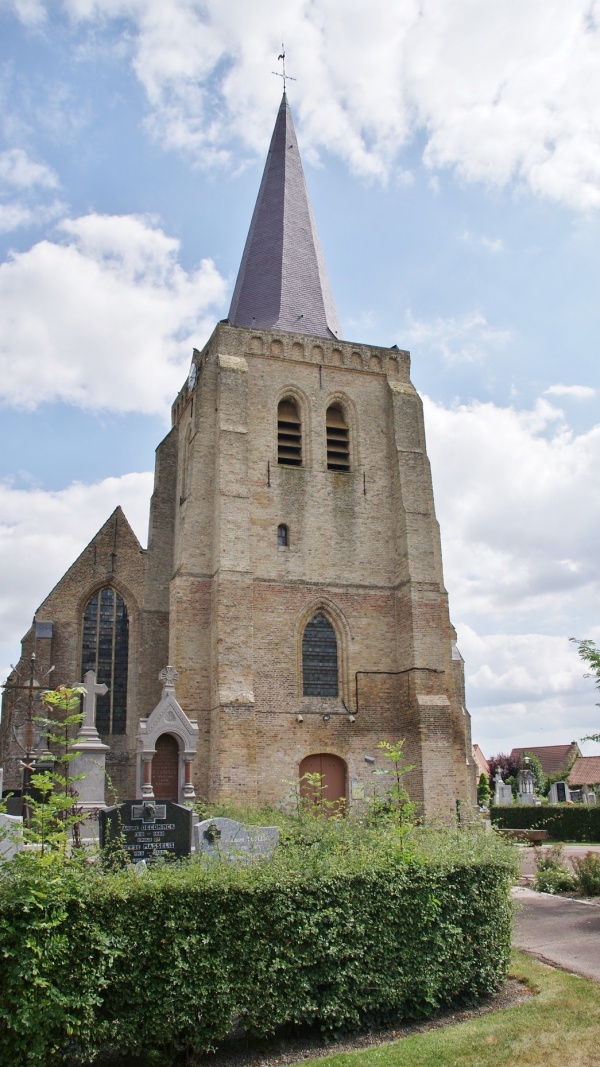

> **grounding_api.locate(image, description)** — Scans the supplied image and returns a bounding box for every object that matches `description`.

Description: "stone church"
[1,93,475,818]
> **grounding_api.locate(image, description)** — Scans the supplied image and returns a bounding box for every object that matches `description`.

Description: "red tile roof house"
[510,743,581,778]
[568,756,600,802]
[472,745,490,778]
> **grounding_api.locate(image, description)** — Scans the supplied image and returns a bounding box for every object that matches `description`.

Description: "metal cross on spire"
[272,44,296,93]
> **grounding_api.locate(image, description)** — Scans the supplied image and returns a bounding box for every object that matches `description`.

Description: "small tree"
[296,771,346,819]
[25,685,86,856]
[371,740,416,824]
[570,637,600,743]
[477,771,491,808]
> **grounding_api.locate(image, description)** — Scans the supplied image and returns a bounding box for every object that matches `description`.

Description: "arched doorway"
[152,733,179,802]
[299,753,346,813]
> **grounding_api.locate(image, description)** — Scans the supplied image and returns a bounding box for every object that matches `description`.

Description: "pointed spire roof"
[228,93,342,340]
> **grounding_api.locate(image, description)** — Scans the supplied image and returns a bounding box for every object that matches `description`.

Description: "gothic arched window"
[302,613,338,697]
[277,398,302,466]
[81,587,129,734]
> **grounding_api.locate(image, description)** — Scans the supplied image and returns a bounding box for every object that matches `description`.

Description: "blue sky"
[1,0,600,760]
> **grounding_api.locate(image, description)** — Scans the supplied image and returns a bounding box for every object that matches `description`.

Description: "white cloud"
[424,395,600,621]
[4,0,587,208]
[457,625,600,756]
[0,212,228,414]
[0,471,152,678]
[0,198,65,234]
[544,383,596,400]
[405,310,511,365]
[423,396,600,755]
[461,231,504,254]
[0,151,63,232]
[1,0,47,25]
[0,149,58,189]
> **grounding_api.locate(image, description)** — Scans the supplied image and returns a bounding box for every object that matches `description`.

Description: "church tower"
[1,93,475,818]
[140,92,474,814]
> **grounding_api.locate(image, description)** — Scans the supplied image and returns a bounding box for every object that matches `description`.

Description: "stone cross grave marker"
[99,799,193,864]
[79,670,108,738]
[195,817,279,861]
[71,669,110,812]
[494,769,513,805]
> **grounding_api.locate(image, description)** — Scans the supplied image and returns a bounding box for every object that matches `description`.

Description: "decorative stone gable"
[136,667,199,803]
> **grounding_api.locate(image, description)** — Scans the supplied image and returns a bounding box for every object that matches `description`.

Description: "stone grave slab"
[99,799,192,864]
[0,812,24,860]
[195,817,279,861]
[549,781,570,804]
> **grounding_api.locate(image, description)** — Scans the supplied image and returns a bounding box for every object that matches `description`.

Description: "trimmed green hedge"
[0,826,516,1066]
[491,804,600,841]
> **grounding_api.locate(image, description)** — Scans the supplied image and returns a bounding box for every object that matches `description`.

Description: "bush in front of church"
[0,822,516,1066]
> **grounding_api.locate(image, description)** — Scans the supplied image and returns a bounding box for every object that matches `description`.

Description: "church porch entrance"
[151,733,179,803]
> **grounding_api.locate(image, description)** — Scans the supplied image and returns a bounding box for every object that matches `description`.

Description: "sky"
[1,0,600,761]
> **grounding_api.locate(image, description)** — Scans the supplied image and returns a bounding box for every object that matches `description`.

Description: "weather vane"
[272,44,296,93]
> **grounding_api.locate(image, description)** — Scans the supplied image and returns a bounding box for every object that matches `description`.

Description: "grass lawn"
[299,951,600,1067]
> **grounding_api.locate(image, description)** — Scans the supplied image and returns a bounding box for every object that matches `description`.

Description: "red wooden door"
[299,753,346,812]
[152,733,179,802]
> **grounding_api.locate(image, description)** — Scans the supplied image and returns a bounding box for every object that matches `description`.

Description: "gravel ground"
[193,978,535,1067]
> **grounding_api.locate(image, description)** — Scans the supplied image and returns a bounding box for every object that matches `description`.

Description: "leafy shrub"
[572,851,600,896]
[533,845,575,894]
[0,823,516,1066]
[491,804,600,842]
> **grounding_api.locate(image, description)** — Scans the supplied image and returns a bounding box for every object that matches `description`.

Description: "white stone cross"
[77,669,109,742]
[159,665,179,689]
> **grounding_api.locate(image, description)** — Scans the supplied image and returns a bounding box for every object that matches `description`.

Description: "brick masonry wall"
[0,508,146,798]
[167,323,475,815]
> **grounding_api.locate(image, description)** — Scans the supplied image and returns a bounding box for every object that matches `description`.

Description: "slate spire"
[228,93,342,340]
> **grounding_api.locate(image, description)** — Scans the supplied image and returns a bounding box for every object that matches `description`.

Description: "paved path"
[517,842,600,881]
[512,886,600,982]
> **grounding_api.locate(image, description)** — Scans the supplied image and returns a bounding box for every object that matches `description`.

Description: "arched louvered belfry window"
[302,613,338,696]
[277,398,302,466]
[81,587,129,734]
[326,403,350,471]
[324,403,348,471]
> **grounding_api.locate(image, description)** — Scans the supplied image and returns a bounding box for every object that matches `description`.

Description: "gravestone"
[195,817,279,861]
[0,812,23,860]
[518,763,536,805]
[549,781,570,804]
[494,769,513,805]
[99,799,192,864]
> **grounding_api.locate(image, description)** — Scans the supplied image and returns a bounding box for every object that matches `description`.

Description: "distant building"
[0,93,475,819]
[568,756,600,801]
[472,744,489,779]
[509,743,581,778]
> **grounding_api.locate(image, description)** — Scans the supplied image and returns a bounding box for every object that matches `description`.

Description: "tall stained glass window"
[302,613,338,697]
[81,587,129,734]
